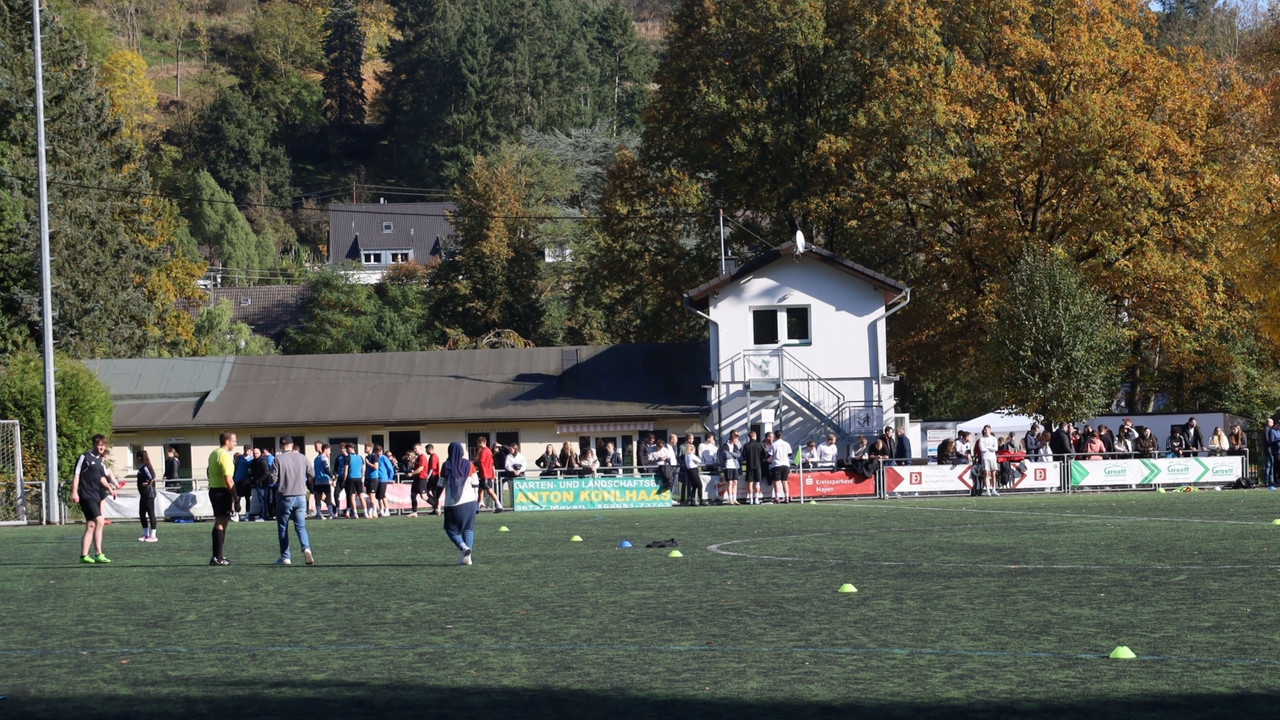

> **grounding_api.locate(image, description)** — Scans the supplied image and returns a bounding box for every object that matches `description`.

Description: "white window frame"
[751,305,812,347]
[362,251,384,265]
[382,221,394,233]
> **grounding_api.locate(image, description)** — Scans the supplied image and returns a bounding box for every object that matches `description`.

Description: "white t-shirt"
[816,443,839,465]
[978,435,998,456]
[770,440,793,468]
[649,446,676,465]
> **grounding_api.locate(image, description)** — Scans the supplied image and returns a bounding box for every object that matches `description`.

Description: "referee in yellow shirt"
[208,431,238,566]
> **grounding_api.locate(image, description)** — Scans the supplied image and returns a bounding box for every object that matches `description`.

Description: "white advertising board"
[885,461,1061,494]
[1068,456,1244,488]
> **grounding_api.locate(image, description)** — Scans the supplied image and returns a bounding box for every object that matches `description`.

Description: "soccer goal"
[0,420,29,525]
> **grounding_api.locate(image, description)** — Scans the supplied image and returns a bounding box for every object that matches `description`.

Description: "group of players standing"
[647,428,805,506]
[204,431,489,566]
[311,436,506,520]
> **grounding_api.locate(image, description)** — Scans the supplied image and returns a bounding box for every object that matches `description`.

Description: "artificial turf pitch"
[3,492,1280,719]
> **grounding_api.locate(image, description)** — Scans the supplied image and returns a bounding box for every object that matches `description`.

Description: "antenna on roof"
[719,209,726,275]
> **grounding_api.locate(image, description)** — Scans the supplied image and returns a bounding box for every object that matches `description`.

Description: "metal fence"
[0,420,32,525]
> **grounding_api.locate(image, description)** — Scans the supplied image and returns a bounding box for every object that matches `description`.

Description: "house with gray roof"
[85,343,709,485]
[328,201,458,281]
[204,285,311,343]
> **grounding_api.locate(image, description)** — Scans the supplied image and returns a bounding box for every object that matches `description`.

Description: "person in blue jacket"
[343,444,366,519]
[376,446,396,517]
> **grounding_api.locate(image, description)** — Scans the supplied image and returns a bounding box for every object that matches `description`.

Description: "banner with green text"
[1069,456,1244,488]
[513,475,671,511]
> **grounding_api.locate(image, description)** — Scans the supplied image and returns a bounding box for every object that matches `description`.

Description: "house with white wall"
[685,239,911,449]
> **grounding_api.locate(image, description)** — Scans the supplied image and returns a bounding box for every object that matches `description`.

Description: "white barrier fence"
[885,462,1062,494]
[1068,456,1246,488]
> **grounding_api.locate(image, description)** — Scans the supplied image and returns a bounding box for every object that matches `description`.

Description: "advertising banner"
[790,469,877,498]
[513,475,671,511]
[102,490,213,520]
[1069,456,1244,487]
[885,462,1062,494]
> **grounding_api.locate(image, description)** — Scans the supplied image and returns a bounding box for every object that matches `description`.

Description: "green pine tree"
[186,172,274,285]
[0,0,173,357]
[322,0,367,125]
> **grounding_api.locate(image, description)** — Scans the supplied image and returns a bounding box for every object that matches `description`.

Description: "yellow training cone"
[1109,646,1136,659]
[498,526,510,532]
[668,550,683,558]
[1272,519,1280,525]
[570,535,583,542]
[809,500,817,505]
[837,583,857,593]
[1157,488,1166,494]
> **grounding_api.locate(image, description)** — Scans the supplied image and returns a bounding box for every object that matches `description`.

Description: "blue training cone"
[619,540,633,548]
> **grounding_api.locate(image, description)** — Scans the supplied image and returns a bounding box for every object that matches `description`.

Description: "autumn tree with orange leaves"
[641,0,1279,418]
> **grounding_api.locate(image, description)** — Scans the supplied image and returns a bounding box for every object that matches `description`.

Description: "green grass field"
[3,492,1280,719]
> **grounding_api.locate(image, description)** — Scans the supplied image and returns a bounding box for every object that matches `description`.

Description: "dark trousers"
[685,467,702,504]
[410,477,425,511]
[139,493,157,530]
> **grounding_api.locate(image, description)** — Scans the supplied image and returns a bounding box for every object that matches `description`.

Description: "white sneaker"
[303,548,314,565]
[231,514,240,522]
[459,545,472,565]
[273,556,291,565]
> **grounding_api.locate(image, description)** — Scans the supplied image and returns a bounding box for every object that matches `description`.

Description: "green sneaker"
[79,555,95,564]
[93,553,111,564]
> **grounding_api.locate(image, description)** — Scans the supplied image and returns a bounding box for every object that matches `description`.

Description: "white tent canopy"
[956,410,1041,436]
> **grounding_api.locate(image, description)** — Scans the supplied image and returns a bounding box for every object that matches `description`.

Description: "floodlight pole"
[32,0,60,525]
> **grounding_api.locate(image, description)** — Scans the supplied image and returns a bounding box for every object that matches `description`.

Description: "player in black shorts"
[71,435,119,564]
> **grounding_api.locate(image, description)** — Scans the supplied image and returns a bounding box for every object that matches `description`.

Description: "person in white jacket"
[684,442,704,506]
[719,431,742,505]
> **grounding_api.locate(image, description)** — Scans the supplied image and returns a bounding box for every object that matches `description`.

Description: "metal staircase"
[716,349,883,441]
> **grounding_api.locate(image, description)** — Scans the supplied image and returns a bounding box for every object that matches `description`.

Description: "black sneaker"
[210,557,232,566]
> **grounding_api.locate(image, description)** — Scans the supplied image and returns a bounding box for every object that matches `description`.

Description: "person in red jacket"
[474,436,505,513]
[421,444,443,515]
[406,444,427,518]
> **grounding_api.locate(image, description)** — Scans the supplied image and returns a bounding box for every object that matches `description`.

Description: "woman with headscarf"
[441,442,480,565]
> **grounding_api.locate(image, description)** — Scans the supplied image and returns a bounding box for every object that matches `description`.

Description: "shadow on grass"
[3,683,1278,720]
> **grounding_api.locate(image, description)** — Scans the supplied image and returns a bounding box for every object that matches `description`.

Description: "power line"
[722,216,779,249]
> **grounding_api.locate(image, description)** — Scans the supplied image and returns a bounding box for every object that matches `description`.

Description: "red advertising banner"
[711,469,876,500]
[792,469,877,498]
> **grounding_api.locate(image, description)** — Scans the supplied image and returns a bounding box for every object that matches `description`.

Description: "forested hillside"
[4,0,1280,423]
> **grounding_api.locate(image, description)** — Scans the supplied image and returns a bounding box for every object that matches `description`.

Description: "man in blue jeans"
[271,435,315,565]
